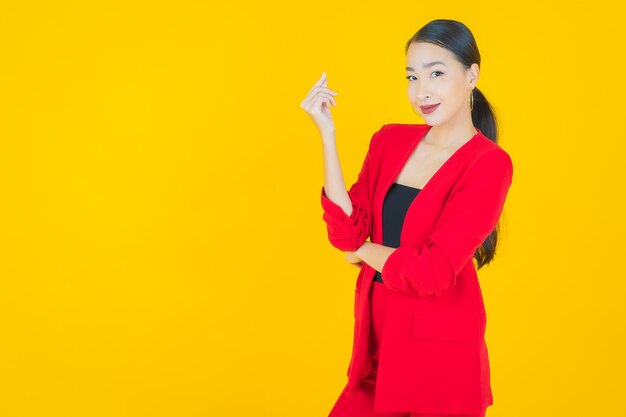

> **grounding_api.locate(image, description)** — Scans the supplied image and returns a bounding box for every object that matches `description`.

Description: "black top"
[374,182,421,283]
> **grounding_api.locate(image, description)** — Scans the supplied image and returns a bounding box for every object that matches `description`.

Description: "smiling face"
[406,41,479,125]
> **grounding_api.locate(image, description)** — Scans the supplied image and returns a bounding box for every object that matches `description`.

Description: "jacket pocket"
[411,311,478,343]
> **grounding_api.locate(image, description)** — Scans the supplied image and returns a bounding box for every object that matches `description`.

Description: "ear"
[467,63,479,89]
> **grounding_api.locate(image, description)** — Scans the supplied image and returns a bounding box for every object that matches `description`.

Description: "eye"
[406,72,443,81]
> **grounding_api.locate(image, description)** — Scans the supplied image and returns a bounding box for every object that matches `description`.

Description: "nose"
[417,83,431,104]
[408,78,433,107]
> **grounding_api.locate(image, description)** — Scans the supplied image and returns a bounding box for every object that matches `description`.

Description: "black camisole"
[374,182,422,284]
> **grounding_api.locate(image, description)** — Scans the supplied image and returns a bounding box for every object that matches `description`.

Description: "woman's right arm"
[320,131,352,216]
[320,128,381,252]
[301,72,376,252]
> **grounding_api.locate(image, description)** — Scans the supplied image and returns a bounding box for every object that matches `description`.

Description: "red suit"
[321,123,513,414]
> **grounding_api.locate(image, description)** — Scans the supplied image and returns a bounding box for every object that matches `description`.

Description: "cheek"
[437,81,457,99]
[439,85,466,108]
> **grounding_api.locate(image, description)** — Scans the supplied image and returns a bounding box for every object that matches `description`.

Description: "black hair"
[405,19,503,269]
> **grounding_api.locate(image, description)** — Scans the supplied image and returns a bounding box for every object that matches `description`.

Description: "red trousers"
[328,281,487,417]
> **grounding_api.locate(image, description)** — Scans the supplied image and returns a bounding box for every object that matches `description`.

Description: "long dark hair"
[405,19,502,269]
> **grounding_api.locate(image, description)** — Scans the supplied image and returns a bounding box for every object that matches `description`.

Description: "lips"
[419,103,440,114]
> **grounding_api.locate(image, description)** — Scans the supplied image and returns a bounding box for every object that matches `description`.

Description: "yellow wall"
[0,1,624,416]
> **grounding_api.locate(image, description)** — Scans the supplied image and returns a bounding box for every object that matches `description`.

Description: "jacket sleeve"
[320,127,383,252]
[381,148,514,297]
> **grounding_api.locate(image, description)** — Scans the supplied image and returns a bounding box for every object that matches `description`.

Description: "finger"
[317,96,331,110]
[302,73,327,105]
[310,96,326,114]
[316,92,334,101]
[322,95,337,108]
[318,87,338,96]
[313,71,326,89]
[313,93,333,109]
[305,87,337,106]
[302,85,331,108]
[301,89,323,109]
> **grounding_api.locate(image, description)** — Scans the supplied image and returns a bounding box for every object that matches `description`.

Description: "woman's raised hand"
[300,72,338,138]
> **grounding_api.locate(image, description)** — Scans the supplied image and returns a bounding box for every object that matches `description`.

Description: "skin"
[300,73,355,223]
[350,42,481,273]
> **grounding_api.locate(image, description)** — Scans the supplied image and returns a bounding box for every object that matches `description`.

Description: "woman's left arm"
[349,242,394,273]
[352,149,513,297]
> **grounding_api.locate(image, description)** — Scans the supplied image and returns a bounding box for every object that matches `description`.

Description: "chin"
[423,115,441,124]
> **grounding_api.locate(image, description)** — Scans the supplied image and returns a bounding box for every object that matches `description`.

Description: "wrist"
[355,241,369,257]
[321,131,336,145]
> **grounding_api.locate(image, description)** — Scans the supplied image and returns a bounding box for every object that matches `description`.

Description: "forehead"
[406,42,455,68]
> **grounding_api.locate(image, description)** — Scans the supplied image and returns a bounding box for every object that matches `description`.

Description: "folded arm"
[381,149,514,297]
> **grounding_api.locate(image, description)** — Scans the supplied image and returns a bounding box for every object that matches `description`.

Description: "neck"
[425,113,477,149]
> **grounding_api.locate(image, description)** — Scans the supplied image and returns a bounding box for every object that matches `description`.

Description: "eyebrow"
[405,61,445,71]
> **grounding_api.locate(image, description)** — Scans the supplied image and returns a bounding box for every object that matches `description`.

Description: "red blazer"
[320,123,513,414]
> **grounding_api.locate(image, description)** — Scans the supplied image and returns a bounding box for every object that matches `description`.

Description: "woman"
[301,19,513,417]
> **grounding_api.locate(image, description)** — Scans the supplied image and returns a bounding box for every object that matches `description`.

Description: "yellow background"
[1,1,624,416]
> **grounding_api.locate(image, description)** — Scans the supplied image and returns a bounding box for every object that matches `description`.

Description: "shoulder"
[460,138,513,192]
[471,135,513,176]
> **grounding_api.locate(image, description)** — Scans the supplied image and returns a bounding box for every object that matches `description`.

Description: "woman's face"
[406,41,478,125]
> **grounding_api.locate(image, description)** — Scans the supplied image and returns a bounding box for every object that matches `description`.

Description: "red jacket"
[320,123,513,414]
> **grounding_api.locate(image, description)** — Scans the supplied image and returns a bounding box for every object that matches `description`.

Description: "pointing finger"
[314,71,326,88]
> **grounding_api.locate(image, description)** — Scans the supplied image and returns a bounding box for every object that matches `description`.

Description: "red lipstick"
[419,103,440,114]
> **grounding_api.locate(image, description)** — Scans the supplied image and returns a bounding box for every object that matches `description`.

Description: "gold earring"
[470,91,474,111]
